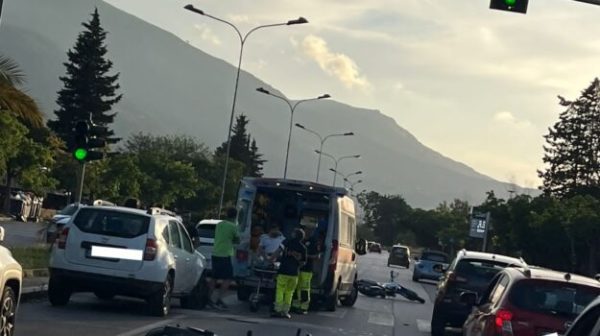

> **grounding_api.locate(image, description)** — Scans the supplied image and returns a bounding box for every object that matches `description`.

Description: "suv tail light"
[495,309,514,335]
[143,239,158,261]
[236,249,249,262]
[329,240,339,273]
[58,227,69,249]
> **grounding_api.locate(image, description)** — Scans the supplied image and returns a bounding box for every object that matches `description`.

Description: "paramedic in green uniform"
[292,222,321,314]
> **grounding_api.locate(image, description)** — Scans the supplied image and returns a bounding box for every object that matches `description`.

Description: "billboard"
[469,213,488,239]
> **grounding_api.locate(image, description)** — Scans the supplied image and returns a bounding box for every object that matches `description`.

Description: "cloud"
[493,111,532,129]
[193,24,221,45]
[300,35,371,91]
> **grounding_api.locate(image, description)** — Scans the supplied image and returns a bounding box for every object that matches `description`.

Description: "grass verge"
[9,246,50,270]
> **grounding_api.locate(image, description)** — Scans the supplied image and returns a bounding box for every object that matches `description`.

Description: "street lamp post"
[184,5,307,217]
[348,179,363,191]
[343,172,363,187]
[317,150,360,186]
[336,170,362,188]
[295,123,353,182]
[256,88,330,179]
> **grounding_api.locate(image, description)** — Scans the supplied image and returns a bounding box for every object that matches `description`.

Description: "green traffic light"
[505,0,516,5]
[74,148,88,161]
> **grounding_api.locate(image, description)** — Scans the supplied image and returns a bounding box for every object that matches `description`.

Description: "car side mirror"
[0,226,5,242]
[433,264,446,273]
[460,292,478,307]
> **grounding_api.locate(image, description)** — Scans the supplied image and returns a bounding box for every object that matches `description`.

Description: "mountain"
[0,0,530,208]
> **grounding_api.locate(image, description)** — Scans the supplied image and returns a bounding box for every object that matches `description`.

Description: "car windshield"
[73,208,150,238]
[58,204,78,216]
[421,253,448,263]
[393,247,407,255]
[509,280,600,319]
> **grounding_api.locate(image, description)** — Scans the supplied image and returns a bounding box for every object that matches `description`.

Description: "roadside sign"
[469,213,488,239]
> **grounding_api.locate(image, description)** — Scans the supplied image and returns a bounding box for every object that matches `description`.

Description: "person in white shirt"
[259,222,285,262]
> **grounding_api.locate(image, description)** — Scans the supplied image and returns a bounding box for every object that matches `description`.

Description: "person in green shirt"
[208,207,240,310]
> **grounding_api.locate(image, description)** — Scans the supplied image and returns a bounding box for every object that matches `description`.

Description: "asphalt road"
[1,220,46,247]
[16,252,442,336]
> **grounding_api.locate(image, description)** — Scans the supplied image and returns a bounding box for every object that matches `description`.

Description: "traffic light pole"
[75,163,86,204]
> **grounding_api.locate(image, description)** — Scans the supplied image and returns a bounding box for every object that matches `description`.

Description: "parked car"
[194,219,220,273]
[233,177,364,312]
[462,264,600,336]
[0,226,23,336]
[369,243,382,253]
[545,294,600,336]
[48,205,208,316]
[413,250,449,282]
[388,245,410,268]
[431,249,526,336]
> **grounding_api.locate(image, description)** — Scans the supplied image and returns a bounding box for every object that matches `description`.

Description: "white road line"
[416,319,431,333]
[115,315,185,336]
[367,312,394,327]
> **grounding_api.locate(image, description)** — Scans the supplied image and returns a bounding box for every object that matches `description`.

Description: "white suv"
[48,206,208,316]
[0,226,23,336]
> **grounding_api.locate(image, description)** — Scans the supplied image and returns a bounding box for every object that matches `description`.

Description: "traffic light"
[72,120,106,162]
[490,0,529,14]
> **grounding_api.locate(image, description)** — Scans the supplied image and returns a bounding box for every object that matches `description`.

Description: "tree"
[0,55,44,128]
[539,78,600,198]
[215,114,265,177]
[47,9,122,146]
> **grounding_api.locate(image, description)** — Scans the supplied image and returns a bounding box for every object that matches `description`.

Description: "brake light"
[236,249,249,262]
[143,239,158,261]
[329,240,339,272]
[58,228,69,249]
[495,309,514,335]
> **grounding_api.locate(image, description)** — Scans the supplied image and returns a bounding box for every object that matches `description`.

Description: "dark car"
[462,265,600,336]
[387,245,410,268]
[551,294,600,336]
[413,250,449,282]
[431,249,525,336]
[369,243,382,253]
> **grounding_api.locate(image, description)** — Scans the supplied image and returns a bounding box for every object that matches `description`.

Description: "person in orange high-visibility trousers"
[291,222,321,314]
[271,228,307,319]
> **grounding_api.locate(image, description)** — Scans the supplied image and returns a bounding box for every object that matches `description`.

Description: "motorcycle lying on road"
[357,270,426,304]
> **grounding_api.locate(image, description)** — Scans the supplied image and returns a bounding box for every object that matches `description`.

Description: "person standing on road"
[208,207,240,310]
[291,222,321,314]
[272,228,307,319]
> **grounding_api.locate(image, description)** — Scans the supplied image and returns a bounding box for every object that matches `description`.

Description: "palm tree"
[0,55,43,127]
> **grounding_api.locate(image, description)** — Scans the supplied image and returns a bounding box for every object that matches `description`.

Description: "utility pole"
[482,212,491,252]
[75,163,85,203]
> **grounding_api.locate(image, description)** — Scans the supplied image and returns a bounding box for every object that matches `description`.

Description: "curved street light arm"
[298,125,324,142]
[317,150,336,162]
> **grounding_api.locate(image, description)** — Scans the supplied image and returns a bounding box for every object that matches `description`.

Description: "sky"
[105,0,600,187]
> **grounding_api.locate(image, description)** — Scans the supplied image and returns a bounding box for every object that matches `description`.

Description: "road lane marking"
[116,315,185,336]
[367,312,394,327]
[416,319,431,333]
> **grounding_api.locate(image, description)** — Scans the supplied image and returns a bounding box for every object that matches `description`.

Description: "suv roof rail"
[460,248,467,256]
[516,257,531,277]
[147,207,178,218]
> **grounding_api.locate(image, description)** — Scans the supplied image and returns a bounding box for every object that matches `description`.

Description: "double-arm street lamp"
[256,88,330,179]
[295,123,354,182]
[184,4,307,217]
[330,169,362,188]
[316,150,360,186]
[347,179,363,192]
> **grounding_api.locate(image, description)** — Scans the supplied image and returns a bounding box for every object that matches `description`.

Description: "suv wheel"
[340,282,358,307]
[180,275,209,310]
[0,287,16,336]
[48,276,71,306]
[147,275,173,317]
[431,305,446,336]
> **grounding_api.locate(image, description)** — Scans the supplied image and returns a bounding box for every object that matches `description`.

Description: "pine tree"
[47,8,122,146]
[215,114,265,177]
[538,78,600,198]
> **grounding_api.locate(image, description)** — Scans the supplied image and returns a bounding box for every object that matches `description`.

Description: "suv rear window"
[73,208,150,238]
[392,247,407,254]
[509,280,600,319]
[421,252,448,263]
[455,259,508,282]
[197,224,216,239]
